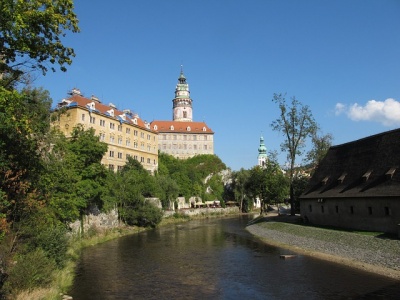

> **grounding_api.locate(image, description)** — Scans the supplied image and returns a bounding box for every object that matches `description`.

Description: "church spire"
[172,66,193,122]
[258,135,268,167]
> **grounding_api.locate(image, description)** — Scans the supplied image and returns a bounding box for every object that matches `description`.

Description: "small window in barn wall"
[384,207,391,216]
[350,206,354,214]
[321,205,324,213]
[335,206,339,213]
[368,207,372,215]
[308,205,312,212]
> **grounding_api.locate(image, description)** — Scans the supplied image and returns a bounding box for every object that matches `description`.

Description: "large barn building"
[300,129,400,235]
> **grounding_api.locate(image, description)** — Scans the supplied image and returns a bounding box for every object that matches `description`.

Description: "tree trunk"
[290,184,295,216]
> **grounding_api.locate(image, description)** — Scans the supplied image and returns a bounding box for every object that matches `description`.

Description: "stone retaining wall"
[69,209,119,234]
[164,206,239,217]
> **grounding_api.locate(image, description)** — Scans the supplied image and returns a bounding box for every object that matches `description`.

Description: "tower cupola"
[258,135,268,167]
[172,66,193,122]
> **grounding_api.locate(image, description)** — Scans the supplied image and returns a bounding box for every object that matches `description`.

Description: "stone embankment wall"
[69,209,119,234]
[164,206,239,217]
[69,207,240,233]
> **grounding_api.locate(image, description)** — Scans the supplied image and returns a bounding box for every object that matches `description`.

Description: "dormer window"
[153,125,158,130]
[87,102,96,111]
[170,125,174,130]
[202,127,206,131]
[107,109,114,117]
[338,173,347,184]
[386,167,396,179]
[133,118,138,125]
[186,126,191,131]
[362,170,372,181]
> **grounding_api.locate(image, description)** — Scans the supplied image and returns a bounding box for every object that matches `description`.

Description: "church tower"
[258,135,268,167]
[172,67,193,122]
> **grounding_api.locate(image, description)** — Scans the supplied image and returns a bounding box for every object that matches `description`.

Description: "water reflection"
[71,216,399,300]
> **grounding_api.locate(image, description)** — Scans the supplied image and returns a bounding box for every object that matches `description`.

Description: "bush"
[121,204,163,228]
[4,249,56,295]
[28,226,69,268]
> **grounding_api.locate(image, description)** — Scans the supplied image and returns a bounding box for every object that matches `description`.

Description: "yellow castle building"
[52,88,158,173]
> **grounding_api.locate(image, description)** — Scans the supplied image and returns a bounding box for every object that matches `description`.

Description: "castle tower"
[172,66,193,122]
[258,135,268,167]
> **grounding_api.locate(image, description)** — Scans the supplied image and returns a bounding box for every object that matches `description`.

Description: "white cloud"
[334,98,400,126]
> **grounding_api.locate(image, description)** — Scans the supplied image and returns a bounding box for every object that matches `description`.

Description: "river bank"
[15,209,240,300]
[246,213,400,280]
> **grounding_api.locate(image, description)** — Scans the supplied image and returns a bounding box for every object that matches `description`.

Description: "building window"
[162,134,166,140]
[321,206,324,213]
[118,125,122,132]
[99,133,105,141]
[173,135,177,140]
[147,134,151,140]
[335,206,339,213]
[134,142,138,148]
[81,114,85,121]
[110,135,115,143]
[118,152,122,159]
[100,119,105,127]
[126,139,130,146]
[193,135,197,141]
[126,128,131,134]
[109,151,114,157]
[194,145,197,150]
[134,155,138,160]
[117,166,123,171]
[309,205,312,212]
[118,137,122,145]
[140,157,144,162]
[350,206,354,214]
[204,145,207,150]
[141,132,144,138]
[147,158,151,163]
[384,207,391,216]
[90,116,96,124]
[204,135,207,140]
[110,123,115,130]
[134,130,138,136]
[368,207,372,215]
[108,164,114,171]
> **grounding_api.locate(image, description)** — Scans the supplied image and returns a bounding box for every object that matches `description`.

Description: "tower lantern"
[172,66,193,122]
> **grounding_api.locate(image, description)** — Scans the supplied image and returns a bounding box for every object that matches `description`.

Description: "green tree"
[155,175,179,209]
[106,157,163,227]
[270,93,317,215]
[40,126,108,222]
[0,87,48,228]
[231,168,250,212]
[0,0,80,87]
[305,132,333,171]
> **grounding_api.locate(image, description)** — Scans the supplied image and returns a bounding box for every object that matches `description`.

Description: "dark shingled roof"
[301,128,400,199]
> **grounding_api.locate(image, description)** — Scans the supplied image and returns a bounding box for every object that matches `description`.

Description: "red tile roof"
[57,94,156,133]
[150,120,214,134]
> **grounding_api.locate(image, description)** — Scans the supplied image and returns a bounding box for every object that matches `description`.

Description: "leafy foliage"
[270,93,317,215]
[0,0,80,87]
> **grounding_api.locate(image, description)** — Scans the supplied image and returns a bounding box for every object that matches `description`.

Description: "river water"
[70,215,399,299]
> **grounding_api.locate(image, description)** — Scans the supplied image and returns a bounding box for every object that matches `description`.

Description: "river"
[70,215,399,299]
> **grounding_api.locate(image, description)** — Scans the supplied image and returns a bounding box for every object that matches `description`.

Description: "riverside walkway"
[246,213,400,280]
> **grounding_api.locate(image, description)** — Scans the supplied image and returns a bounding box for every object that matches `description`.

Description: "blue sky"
[36,0,400,171]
